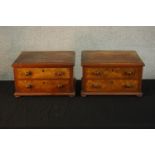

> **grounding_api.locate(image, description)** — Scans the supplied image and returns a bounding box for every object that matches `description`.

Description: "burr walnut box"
[12,51,75,97]
[81,50,145,97]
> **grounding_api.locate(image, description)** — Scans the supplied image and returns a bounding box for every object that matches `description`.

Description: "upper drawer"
[84,67,140,79]
[15,68,71,79]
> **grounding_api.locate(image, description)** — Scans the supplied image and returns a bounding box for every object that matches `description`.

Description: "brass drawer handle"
[123,84,134,88]
[26,84,33,89]
[55,72,65,76]
[92,71,102,76]
[91,83,101,88]
[124,71,135,76]
[25,71,32,76]
[57,84,65,89]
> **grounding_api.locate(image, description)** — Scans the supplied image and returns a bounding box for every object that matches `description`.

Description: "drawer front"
[16,80,71,93]
[15,68,71,79]
[85,79,139,92]
[84,67,139,79]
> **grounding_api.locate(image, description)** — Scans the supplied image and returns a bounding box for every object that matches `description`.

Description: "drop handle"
[55,72,65,76]
[25,71,32,76]
[57,84,64,88]
[26,84,33,89]
[124,71,135,76]
[91,83,101,88]
[123,84,134,88]
[92,71,102,76]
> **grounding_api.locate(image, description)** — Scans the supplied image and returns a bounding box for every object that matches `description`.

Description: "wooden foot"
[15,95,20,98]
[81,93,87,97]
[69,94,75,97]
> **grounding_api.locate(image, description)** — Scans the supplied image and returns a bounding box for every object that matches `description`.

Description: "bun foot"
[81,93,87,97]
[69,95,75,97]
[15,95,20,98]
[69,92,75,97]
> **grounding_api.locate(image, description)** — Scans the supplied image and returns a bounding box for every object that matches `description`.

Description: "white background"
[0,0,155,155]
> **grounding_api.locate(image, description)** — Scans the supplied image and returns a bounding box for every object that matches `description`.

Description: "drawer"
[15,80,71,93]
[84,67,139,79]
[15,68,71,79]
[85,79,139,92]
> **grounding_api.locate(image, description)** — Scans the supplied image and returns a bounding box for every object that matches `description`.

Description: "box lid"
[13,51,75,67]
[81,50,145,67]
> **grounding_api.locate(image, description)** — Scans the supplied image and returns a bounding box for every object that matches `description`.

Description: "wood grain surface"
[81,50,144,96]
[13,51,75,97]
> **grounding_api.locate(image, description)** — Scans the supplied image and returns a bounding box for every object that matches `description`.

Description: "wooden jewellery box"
[12,51,75,97]
[81,50,145,97]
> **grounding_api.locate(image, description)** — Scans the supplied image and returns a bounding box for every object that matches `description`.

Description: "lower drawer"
[15,79,72,93]
[84,79,139,92]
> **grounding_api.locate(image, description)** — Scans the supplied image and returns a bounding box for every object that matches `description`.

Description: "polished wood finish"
[81,50,144,96]
[82,50,144,66]
[12,51,75,97]
[84,67,139,79]
[16,80,71,93]
[85,79,139,92]
[16,68,71,79]
[13,51,75,67]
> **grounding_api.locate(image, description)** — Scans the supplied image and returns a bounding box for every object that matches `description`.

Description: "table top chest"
[81,50,145,97]
[12,51,75,97]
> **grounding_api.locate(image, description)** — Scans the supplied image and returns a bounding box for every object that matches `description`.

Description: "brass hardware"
[91,83,101,88]
[123,84,134,88]
[124,71,135,76]
[57,84,64,88]
[26,84,33,89]
[55,72,64,76]
[25,71,32,76]
[92,71,102,76]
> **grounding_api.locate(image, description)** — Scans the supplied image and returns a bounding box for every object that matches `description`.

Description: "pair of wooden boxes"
[12,50,145,97]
